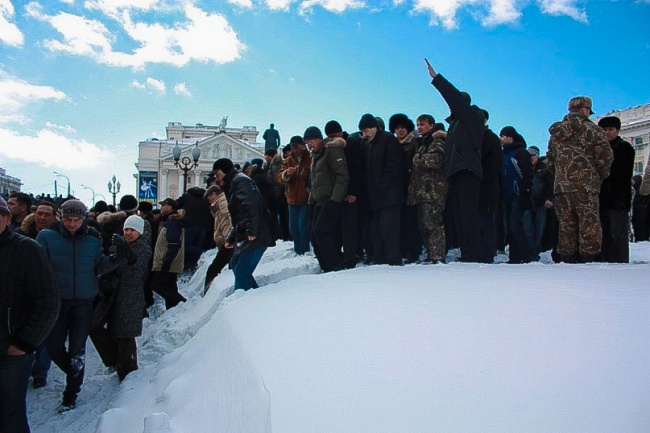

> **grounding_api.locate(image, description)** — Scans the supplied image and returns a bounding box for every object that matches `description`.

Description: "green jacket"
[309,137,349,205]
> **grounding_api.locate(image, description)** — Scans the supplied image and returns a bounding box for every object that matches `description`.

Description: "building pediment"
[161,134,264,165]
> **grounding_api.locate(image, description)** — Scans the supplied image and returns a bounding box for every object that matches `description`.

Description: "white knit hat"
[123,215,145,235]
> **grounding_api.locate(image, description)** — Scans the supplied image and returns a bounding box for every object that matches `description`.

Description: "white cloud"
[0,71,67,125]
[228,0,254,7]
[129,79,146,89]
[0,0,24,47]
[45,121,77,133]
[145,77,166,94]
[265,0,294,11]
[173,82,192,97]
[537,0,587,23]
[29,2,246,69]
[299,0,365,14]
[0,127,112,170]
[482,0,522,26]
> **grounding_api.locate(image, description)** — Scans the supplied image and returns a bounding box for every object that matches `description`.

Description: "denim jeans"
[46,300,94,402]
[0,352,34,433]
[31,343,51,381]
[533,205,547,255]
[288,204,311,254]
[505,201,535,263]
[230,247,267,291]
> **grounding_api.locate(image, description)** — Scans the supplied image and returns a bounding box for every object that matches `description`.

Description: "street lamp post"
[107,175,121,207]
[53,171,71,197]
[173,141,201,194]
[81,184,97,205]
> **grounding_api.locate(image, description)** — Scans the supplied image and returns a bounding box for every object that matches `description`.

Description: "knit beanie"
[358,113,379,130]
[123,214,145,235]
[500,126,518,138]
[303,126,323,141]
[0,196,10,216]
[324,120,343,136]
[119,194,139,213]
[60,199,87,219]
[527,146,540,157]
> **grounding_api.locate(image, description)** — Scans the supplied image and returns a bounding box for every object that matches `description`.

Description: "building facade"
[134,119,265,203]
[0,167,22,198]
[595,103,650,174]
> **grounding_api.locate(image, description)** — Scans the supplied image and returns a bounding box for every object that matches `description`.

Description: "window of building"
[635,137,643,145]
[636,162,644,174]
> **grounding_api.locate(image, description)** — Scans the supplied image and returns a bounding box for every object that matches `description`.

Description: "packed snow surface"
[28,243,650,432]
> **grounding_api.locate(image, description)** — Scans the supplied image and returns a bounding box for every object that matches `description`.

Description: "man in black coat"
[425,58,484,262]
[0,196,60,432]
[359,113,404,266]
[213,158,275,290]
[598,116,635,262]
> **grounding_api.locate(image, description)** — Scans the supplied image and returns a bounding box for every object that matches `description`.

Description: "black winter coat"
[532,160,554,207]
[479,127,504,213]
[178,186,214,229]
[432,74,484,181]
[600,136,635,211]
[224,170,276,256]
[366,129,404,210]
[0,229,60,354]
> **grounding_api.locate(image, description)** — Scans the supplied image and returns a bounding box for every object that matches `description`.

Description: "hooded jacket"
[309,137,349,205]
[501,138,533,205]
[277,148,312,205]
[152,209,185,273]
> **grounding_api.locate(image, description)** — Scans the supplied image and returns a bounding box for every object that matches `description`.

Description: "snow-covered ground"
[28,242,650,433]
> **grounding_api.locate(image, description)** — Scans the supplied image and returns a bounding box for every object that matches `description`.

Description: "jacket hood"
[20,213,36,233]
[323,137,346,149]
[502,140,526,154]
[96,210,127,226]
[164,209,185,221]
[271,154,282,165]
[433,130,447,141]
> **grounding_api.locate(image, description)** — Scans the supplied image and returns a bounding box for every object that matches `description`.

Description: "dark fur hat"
[388,114,415,133]
[598,116,621,129]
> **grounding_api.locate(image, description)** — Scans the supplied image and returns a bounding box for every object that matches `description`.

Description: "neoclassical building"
[134,119,265,203]
[0,167,22,197]
[595,103,650,174]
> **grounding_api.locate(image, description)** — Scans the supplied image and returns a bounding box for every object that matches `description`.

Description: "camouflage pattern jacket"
[547,112,613,195]
[407,130,447,206]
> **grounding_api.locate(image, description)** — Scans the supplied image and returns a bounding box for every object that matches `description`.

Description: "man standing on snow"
[0,196,59,431]
[547,96,613,263]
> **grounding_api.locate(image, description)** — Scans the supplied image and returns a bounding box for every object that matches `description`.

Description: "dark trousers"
[479,210,497,263]
[401,204,423,262]
[341,200,360,268]
[504,201,536,263]
[632,201,649,241]
[89,327,138,381]
[230,247,266,291]
[370,205,401,265]
[450,171,481,262]
[278,200,292,241]
[151,271,186,309]
[204,247,234,294]
[358,208,374,260]
[184,226,207,271]
[0,352,34,433]
[46,301,94,401]
[312,202,343,272]
[600,209,630,263]
[288,204,311,255]
[31,343,51,381]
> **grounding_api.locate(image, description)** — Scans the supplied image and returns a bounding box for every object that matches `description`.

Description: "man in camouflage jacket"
[546,96,613,263]
[408,115,447,263]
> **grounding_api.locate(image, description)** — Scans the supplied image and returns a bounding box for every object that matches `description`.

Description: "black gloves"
[112,234,138,265]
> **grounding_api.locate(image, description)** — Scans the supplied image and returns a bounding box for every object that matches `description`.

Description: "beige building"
[0,167,22,197]
[595,103,650,174]
[134,118,265,202]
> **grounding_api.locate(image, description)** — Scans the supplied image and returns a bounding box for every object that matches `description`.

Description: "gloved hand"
[112,234,137,265]
[112,234,129,252]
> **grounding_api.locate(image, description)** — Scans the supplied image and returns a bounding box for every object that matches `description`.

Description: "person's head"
[151,209,161,222]
[269,123,275,129]
[8,192,31,220]
[123,214,144,243]
[282,144,292,159]
[415,114,435,136]
[94,200,109,215]
[598,116,621,142]
[158,198,179,215]
[203,185,223,204]
[527,145,541,166]
[212,158,235,186]
[264,148,278,164]
[303,126,324,153]
[0,196,11,235]
[34,202,57,232]
[137,201,153,218]
[568,96,594,118]
[324,120,344,139]
[480,109,489,125]
[389,114,416,140]
[499,126,518,146]
[251,158,264,169]
[358,113,379,142]
[119,195,139,214]
[289,135,305,158]
[60,199,87,235]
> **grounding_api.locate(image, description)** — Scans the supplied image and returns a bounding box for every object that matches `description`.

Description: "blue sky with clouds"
[0,0,648,202]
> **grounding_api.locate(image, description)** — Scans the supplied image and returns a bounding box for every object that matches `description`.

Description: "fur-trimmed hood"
[323,137,346,149]
[433,130,447,141]
[163,209,185,221]
[20,213,36,233]
[270,153,283,165]
[96,210,127,226]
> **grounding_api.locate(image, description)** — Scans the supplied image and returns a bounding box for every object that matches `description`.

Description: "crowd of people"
[0,58,647,431]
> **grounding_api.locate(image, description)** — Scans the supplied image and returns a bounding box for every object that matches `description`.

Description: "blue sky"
[1,0,649,203]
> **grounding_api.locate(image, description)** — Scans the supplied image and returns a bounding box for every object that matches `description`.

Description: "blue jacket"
[36,221,119,301]
[500,140,533,205]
